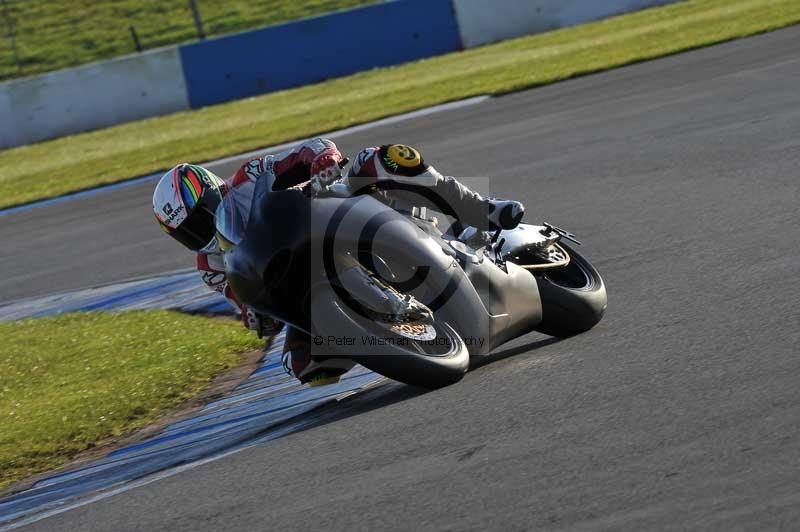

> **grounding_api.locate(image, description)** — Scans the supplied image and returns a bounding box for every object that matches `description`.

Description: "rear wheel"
[535,243,606,337]
[510,242,607,337]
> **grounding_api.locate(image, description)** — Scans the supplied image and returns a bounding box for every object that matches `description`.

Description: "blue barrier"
[179,0,461,108]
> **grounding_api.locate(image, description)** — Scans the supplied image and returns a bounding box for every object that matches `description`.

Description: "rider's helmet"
[152,164,226,252]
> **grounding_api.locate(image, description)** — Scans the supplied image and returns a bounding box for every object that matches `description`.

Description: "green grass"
[1,0,799,210]
[0,311,263,490]
[0,0,377,81]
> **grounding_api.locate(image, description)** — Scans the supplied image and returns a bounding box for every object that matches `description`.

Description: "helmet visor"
[167,201,217,251]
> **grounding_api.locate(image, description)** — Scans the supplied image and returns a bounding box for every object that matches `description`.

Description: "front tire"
[350,319,469,389]
[311,293,470,389]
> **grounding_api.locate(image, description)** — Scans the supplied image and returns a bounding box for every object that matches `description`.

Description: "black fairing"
[221,174,573,358]
[224,176,457,335]
[224,182,312,329]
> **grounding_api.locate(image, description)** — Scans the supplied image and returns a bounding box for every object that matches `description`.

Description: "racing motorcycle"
[217,175,607,389]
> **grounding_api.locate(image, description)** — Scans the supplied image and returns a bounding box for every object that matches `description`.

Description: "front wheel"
[350,318,469,389]
[531,243,607,337]
[311,292,470,389]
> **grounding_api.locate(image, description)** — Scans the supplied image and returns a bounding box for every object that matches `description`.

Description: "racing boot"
[282,328,356,386]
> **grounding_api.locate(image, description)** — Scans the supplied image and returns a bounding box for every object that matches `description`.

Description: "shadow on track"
[279,380,429,436]
[278,336,560,439]
[470,336,561,370]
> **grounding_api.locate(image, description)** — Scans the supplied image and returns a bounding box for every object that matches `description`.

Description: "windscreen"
[215,181,255,251]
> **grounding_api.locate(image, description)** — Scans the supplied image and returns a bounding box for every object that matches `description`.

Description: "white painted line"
[0,95,495,528]
[0,445,252,531]
[0,382,381,531]
[207,96,492,167]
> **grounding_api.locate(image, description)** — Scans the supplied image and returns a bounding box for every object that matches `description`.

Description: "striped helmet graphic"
[153,164,226,251]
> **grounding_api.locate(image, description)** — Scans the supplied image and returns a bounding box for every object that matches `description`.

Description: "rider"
[152,138,524,385]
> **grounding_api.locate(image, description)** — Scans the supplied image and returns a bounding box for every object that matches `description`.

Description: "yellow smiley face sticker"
[386,144,422,168]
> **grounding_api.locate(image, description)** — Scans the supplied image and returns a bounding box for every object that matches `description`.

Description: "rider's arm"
[229,138,343,190]
[347,146,381,191]
[197,253,241,310]
[197,253,283,337]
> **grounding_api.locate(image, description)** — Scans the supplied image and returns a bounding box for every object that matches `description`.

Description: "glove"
[310,149,345,189]
[241,306,283,338]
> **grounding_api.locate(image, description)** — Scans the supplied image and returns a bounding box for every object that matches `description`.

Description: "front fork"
[333,261,433,324]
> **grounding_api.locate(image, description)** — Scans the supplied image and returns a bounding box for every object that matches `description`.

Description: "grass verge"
[0,0,377,81]
[1,0,799,210]
[0,311,263,491]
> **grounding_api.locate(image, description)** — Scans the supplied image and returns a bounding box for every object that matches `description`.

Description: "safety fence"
[0,0,676,148]
[0,0,378,82]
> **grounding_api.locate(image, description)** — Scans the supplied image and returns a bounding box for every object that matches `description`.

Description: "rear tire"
[532,243,607,338]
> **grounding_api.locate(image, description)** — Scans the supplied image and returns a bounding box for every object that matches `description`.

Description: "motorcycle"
[216,175,607,389]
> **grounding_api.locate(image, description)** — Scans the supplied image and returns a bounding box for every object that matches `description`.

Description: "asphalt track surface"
[5,26,800,531]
